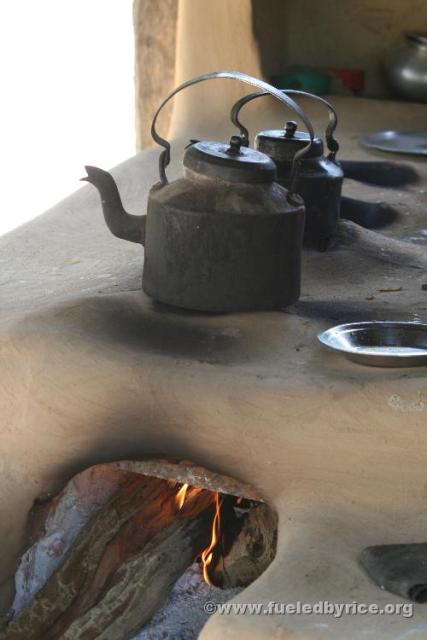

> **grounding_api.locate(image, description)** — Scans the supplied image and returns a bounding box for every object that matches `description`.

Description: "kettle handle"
[230,89,339,161]
[150,70,315,201]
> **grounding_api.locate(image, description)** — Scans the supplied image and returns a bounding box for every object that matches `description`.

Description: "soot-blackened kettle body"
[83,71,316,312]
[231,90,344,250]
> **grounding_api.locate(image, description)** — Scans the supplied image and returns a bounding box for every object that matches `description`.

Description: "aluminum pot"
[386,32,427,102]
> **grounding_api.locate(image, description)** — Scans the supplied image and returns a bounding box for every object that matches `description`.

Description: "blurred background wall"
[134,0,427,148]
[253,0,427,96]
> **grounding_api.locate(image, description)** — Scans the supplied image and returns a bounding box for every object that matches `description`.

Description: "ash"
[132,562,241,640]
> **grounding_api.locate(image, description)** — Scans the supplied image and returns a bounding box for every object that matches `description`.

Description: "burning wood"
[60,494,215,639]
[175,483,189,510]
[201,492,222,585]
[210,502,278,589]
[0,463,276,640]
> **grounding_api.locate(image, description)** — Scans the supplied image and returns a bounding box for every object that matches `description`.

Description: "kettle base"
[142,282,300,314]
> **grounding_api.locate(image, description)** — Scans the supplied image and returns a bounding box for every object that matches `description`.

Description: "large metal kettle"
[231,90,344,250]
[83,71,315,312]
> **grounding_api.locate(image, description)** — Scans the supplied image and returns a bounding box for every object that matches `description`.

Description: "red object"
[322,67,365,93]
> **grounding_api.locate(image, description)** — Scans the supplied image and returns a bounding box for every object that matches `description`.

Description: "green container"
[271,65,331,95]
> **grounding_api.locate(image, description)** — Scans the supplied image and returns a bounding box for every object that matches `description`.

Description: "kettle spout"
[82,166,145,244]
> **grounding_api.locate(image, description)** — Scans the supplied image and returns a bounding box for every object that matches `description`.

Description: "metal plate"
[318,321,427,367]
[360,130,427,156]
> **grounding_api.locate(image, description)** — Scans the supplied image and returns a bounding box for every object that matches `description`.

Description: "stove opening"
[4,459,277,640]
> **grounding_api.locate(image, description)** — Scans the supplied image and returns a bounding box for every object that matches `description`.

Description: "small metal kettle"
[231,90,344,249]
[83,71,315,312]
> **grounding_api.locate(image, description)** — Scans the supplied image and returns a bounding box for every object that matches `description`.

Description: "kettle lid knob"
[226,135,244,156]
[284,121,298,138]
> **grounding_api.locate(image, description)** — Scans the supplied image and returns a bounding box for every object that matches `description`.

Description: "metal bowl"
[318,321,427,367]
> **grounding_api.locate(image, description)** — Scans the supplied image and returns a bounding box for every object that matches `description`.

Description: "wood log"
[44,478,187,639]
[49,486,214,639]
[59,492,215,640]
[0,475,185,640]
[210,503,278,589]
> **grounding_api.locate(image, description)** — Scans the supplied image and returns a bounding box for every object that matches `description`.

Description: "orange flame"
[201,492,221,585]
[175,483,189,510]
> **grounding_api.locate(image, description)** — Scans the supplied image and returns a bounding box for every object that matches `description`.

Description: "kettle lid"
[256,121,323,161]
[183,136,277,183]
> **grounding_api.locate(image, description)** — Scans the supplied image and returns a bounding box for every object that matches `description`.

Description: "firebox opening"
[3,459,278,640]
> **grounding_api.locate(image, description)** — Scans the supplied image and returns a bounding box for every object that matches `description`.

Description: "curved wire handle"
[230,89,339,161]
[150,70,315,198]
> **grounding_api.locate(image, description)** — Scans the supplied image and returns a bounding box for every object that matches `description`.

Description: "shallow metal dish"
[360,130,427,156]
[318,321,427,367]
